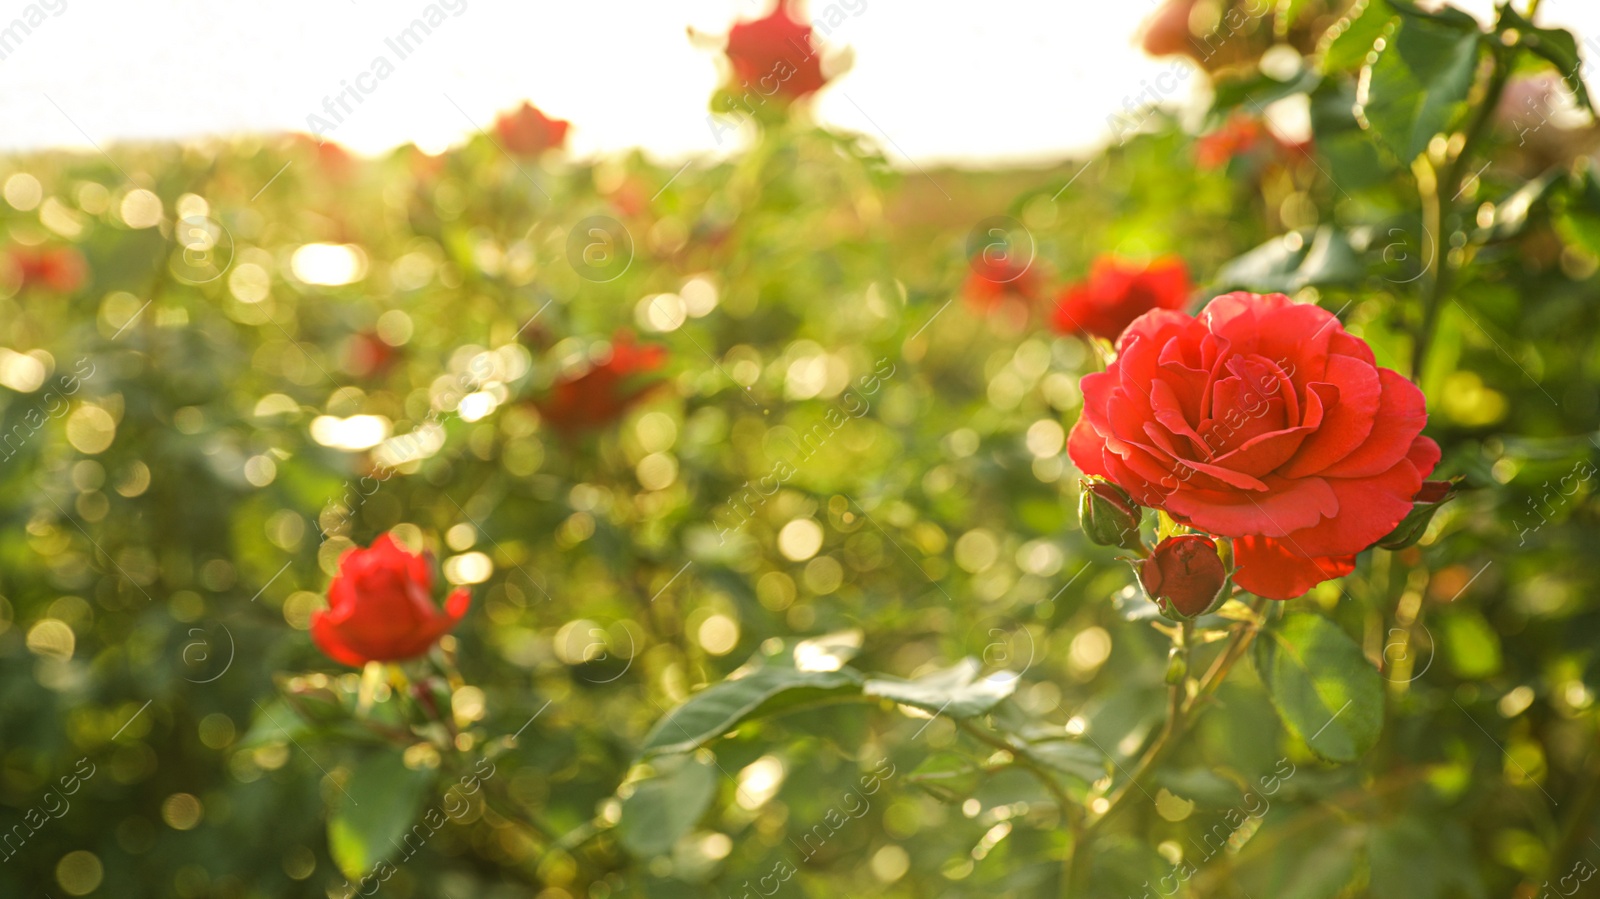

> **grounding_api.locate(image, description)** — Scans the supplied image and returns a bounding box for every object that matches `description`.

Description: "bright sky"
[0,0,1596,166]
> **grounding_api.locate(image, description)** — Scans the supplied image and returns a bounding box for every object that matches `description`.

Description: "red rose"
[8,246,86,294]
[494,101,571,156]
[1068,292,1440,599]
[1139,0,1200,59]
[292,134,356,180]
[1196,116,1266,169]
[1197,115,1310,169]
[534,333,668,434]
[1137,534,1228,619]
[1052,256,1191,342]
[311,534,470,667]
[964,252,1041,312]
[725,5,828,102]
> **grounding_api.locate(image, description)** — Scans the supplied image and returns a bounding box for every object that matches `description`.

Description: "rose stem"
[1412,7,1528,380]
[1063,595,1269,892]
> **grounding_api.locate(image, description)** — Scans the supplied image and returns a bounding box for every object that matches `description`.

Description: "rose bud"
[1079,478,1143,549]
[1376,478,1460,551]
[1134,535,1229,620]
[311,534,471,667]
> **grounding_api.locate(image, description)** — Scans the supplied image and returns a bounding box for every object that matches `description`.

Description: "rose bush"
[1068,291,1439,598]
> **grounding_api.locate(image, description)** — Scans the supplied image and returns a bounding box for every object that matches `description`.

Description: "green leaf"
[1497,7,1593,111]
[864,658,1018,720]
[326,749,436,879]
[640,663,865,756]
[1021,740,1107,786]
[615,752,718,857]
[1254,614,1383,762]
[1156,767,1257,807]
[1209,69,1323,127]
[772,628,863,670]
[1213,226,1364,293]
[237,699,310,751]
[1354,11,1483,162]
[1319,0,1397,73]
[1474,172,1559,243]
[907,751,983,802]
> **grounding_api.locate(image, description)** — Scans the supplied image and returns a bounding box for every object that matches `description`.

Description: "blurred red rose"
[8,245,86,294]
[404,144,447,182]
[1197,115,1310,169]
[1052,256,1190,341]
[535,333,668,434]
[964,252,1041,312]
[494,101,571,156]
[1137,534,1228,619]
[346,331,400,380]
[725,4,828,102]
[606,176,651,219]
[1068,292,1439,599]
[292,134,357,179]
[311,534,470,667]
[1140,0,1199,59]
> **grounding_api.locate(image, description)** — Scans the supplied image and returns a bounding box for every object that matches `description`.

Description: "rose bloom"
[725,5,828,102]
[1052,256,1191,342]
[494,101,571,156]
[534,334,667,435]
[311,534,470,666]
[964,253,1041,312]
[8,246,86,294]
[1068,292,1439,599]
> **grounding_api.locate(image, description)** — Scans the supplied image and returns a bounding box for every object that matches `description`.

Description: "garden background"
[2,1,1600,898]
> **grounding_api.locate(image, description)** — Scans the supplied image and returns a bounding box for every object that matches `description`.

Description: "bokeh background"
[3,1,1600,898]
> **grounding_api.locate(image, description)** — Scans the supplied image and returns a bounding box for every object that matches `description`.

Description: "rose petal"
[1165,474,1338,538]
[1316,369,1429,478]
[1233,536,1356,599]
[1279,353,1381,477]
[1279,458,1424,556]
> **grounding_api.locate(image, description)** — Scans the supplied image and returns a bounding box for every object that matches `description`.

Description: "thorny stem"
[1063,596,1269,893]
[956,718,1078,825]
[953,717,1086,896]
